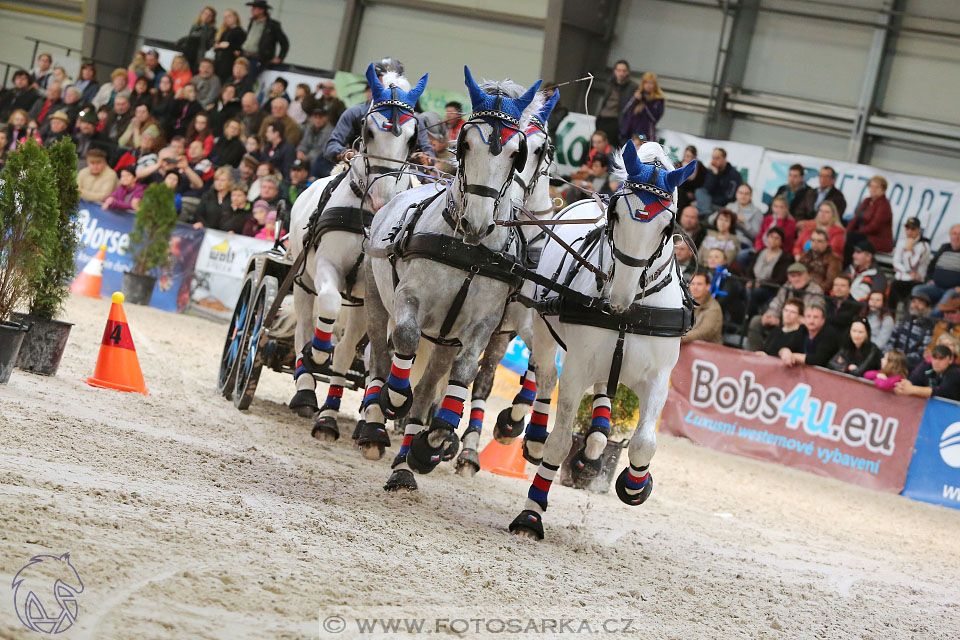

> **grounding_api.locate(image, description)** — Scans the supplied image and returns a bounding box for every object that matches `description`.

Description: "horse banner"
[757,149,960,250]
[553,112,596,176]
[658,130,766,208]
[661,342,926,493]
[75,201,204,313]
[190,230,273,320]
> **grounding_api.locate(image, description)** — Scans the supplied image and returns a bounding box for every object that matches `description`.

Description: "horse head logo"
[12,553,84,634]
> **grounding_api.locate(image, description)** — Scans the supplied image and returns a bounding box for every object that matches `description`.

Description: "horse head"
[359,62,428,210]
[454,65,541,245]
[606,141,696,311]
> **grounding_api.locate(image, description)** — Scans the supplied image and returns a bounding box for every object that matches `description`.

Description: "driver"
[322,57,435,165]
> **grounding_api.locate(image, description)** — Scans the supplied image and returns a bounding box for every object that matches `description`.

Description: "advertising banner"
[659,130,767,208]
[901,398,960,510]
[553,112,597,176]
[661,343,926,492]
[190,230,273,319]
[75,201,204,312]
[757,150,959,249]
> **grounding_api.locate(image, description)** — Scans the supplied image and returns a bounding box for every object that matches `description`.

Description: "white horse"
[286,63,427,441]
[506,141,697,539]
[358,67,541,491]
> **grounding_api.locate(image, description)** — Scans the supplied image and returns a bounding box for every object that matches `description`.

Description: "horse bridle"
[350,87,418,199]
[512,118,554,203]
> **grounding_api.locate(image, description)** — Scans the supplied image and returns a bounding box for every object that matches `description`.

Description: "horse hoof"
[378,383,413,420]
[508,510,544,540]
[311,416,339,441]
[493,407,525,444]
[384,468,418,492]
[407,431,444,475]
[360,443,385,461]
[521,438,543,466]
[288,389,319,417]
[440,431,460,462]
[455,448,480,477]
[569,447,602,484]
[350,420,365,441]
[615,469,654,506]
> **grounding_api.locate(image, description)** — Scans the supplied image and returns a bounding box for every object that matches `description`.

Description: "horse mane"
[520,90,549,130]
[380,71,411,93]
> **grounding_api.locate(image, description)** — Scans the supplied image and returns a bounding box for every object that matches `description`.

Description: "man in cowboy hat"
[73,109,105,167]
[43,110,71,147]
[242,1,289,79]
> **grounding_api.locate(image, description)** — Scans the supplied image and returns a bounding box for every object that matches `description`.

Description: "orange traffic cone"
[86,292,148,394]
[70,245,106,298]
[478,437,529,479]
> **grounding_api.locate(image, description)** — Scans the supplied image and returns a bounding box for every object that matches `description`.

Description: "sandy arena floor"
[1,294,959,639]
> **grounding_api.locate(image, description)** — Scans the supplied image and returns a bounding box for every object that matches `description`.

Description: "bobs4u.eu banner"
[662,343,927,493]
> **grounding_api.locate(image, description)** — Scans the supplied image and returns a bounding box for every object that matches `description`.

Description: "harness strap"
[433,269,476,345]
[606,326,626,394]
[341,251,366,306]
[464,184,501,199]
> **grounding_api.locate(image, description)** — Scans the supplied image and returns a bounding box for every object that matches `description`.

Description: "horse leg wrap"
[510,370,537,421]
[615,464,653,506]
[521,399,551,464]
[356,379,390,447]
[380,352,415,419]
[508,510,544,540]
[298,343,330,377]
[524,461,558,513]
[311,375,346,440]
[311,316,335,360]
[288,388,319,413]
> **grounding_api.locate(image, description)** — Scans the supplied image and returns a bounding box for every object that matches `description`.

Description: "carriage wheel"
[233,275,279,410]
[217,272,257,399]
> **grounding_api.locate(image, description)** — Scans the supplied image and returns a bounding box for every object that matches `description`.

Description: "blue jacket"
[323,101,434,163]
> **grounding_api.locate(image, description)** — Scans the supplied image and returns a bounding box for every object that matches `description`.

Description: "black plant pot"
[10,313,74,376]
[559,433,628,494]
[122,272,157,306]
[0,320,29,384]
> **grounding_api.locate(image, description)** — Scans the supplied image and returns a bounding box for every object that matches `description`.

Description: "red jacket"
[847,195,893,253]
[794,220,846,258]
[755,213,797,254]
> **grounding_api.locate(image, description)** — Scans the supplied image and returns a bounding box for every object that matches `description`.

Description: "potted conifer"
[0,139,59,383]
[123,182,177,305]
[559,384,636,493]
[13,138,81,375]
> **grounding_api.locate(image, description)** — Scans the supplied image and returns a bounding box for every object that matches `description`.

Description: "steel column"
[704,0,759,139]
[333,0,364,72]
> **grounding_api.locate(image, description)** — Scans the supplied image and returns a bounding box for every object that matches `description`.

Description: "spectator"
[219,184,252,233]
[258,77,291,110]
[894,345,960,400]
[677,145,706,212]
[126,50,148,91]
[779,304,839,368]
[794,200,845,258]
[860,291,895,349]
[247,161,276,201]
[706,249,743,325]
[772,163,811,219]
[890,216,931,312]
[245,135,262,162]
[74,63,100,105]
[210,118,245,168]
[103,166,145,211]
[43,111,70,146]
[72,109,104,165]
[241,0,290,79]
[445,101,464,142]
[679,205,706,249]
[185,112,215,157]
[32,53,53,90]
[230,58,255,98]
[682,273,723,344]
[262,122,294,179]
[675,240,696,283]
[243,198,271,236]
[755,195,797,255]
[315,79,346,127]
[577,130,611,170]
[23,119,43,146]
[845,175,893,264]
[193,59,221,108]
[28,82,62,128]
[149,74,177,132]
[797,165,847,220]
[846,240,887,302]
[913,223,960,316]
[825,274,862,333]
[169,83,202,137]
[828,319,882,377]
[256,173,288,210]
[287,159,311,203]
[103,93,133,142]
[572,154,609,197]
[118,103,161,150]
[172,143,210,219]
[712,183,761,251]
[927,297,960,356]
[594,60,636,145]
[129,76,153,109]
[259,97,302,147]
[93,68,127,109]
[59,86,84,126]
[234,153,259,187]
[419,111,454,177]
[620,72,664,144]
[0,70,39,121]
[864,350,910,392]
[181,6,217,73]
[699,208,738,266]
[144,50,166,89]
[116,129,161,175]
[695,147,742,217]
[797,229,842,293]
[758,297,806,357]
[744,227,791,315]
[5,109,30,148]
[885,292,934,369]
[747,262,824,351]
[240,91,265,138]
[193,166,234,228]
[76,148,118,202]
[214,8,246,82]
[163,171,183,213]
[208,83,241,137]
[298,106,333,177]
[288,83,315,124]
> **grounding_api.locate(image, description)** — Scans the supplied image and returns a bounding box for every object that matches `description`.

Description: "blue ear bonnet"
[617,142,697,220]
[463,65,541,128]
[528,89,560,132]
[365,63,427,135]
